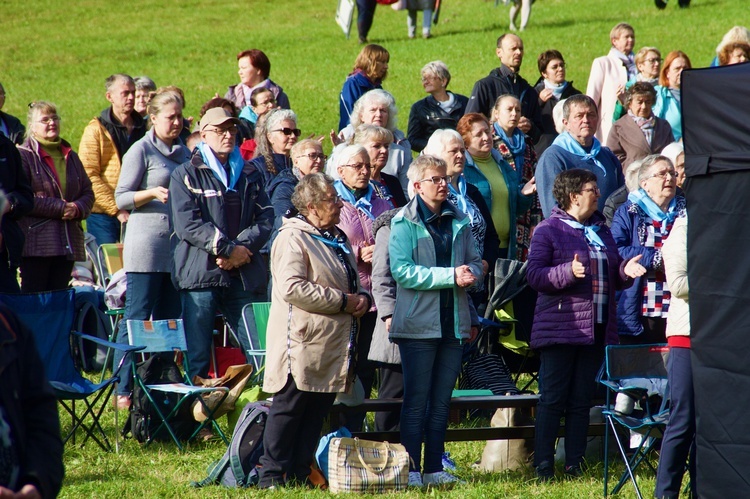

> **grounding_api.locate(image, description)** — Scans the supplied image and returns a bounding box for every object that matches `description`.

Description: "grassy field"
[2,0,730,496]
[1,0,745,150]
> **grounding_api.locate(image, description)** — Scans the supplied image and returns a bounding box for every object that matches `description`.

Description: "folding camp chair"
[0,289,141,452]
[597,344,670,498]
[241,302,270,379]
[483,258,540,391]
[126,319,230,451]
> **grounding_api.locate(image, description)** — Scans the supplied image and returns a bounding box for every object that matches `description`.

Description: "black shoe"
[655,0,667,8]
[678,0,690,6]
[564,464,584,478]
[536,461,554,482]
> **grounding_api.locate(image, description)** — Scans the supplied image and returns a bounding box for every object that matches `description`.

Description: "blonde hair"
[26,101,58,139]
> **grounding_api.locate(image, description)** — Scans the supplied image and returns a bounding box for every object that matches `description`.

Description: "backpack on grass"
[122,355,200,443]
[192,401,270,488]
[70,289,113,373]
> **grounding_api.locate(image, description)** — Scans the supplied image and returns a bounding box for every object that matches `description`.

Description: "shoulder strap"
[228,405,267,486]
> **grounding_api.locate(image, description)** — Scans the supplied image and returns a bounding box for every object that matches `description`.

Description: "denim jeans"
[407,9,433,33]
[86,213,121,246]
[180,278,265,379]
[114,272,182,395]
[655,347,696,498]
[356,0,376,39]
[534,343,603,467]
[397,337,462,473]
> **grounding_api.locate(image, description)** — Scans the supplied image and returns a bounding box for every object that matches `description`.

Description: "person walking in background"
[79,74,147,245]
[356,0,378,45]
[338,44,390,132]
[586,23,637,144]
[405,0,435,39]
[508,0,532,32]
[17,101,93,293]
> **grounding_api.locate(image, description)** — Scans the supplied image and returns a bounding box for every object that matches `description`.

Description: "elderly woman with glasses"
[350,124,407,207]
[607,82,675,170]
[248,108,299,185]
[527,168,644,480]
[612,47,662,122]
[611,154,686,345]
[389,155,482,486]
[332,89,411,195]
[258,172,369,489]
[407,61,468,154]
[333,144,393,431]
[17,101,94,292]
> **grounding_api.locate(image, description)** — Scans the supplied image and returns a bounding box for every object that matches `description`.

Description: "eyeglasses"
[297,152,327,162]
[273,127,301,137]
[418,175,452,185]
[341,163,371,171]
[644,58,663,64]
[37,116,61,125]
[206,126,238,136]
[647,170,678,180]
[579,187,600,195]
[255,99,276,107]
[323,194,342,204]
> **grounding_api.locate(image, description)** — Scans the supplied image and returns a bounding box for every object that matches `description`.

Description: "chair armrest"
[71,330,145,354]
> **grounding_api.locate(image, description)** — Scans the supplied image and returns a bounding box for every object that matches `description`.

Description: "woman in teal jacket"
[389,155,483,487]
[652,51,691,141]
[457,113,535,261]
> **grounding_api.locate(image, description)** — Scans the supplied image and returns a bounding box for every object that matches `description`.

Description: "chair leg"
[606,416,644,499]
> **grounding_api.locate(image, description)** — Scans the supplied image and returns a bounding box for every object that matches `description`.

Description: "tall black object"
[682,63,750,497]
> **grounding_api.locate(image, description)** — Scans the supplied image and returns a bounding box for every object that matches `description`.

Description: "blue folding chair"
[598,344,670,498]
[126,319,230,451]
[0,289,141,452]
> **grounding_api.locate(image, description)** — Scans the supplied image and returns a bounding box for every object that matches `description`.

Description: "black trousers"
[20,256,74,293]
[344,311,377,432]
[375,363,403,432]
[258,375,336,487]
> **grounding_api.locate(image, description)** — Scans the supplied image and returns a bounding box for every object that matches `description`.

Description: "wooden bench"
[330,394,606,442]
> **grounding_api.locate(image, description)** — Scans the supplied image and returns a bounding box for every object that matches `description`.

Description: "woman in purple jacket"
[526,169,645,481]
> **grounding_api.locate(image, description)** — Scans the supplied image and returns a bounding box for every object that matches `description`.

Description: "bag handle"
[354,437,390,473]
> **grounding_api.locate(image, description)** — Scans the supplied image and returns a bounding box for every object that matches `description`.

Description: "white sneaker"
[408,471,423,487]
[423,470,465,485]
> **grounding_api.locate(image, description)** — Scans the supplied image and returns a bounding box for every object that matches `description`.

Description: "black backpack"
[192,401,270,488]
[122,355,200,443]
[71,293,113,373]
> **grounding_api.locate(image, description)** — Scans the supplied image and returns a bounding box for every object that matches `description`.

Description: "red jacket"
[17,137,93,260]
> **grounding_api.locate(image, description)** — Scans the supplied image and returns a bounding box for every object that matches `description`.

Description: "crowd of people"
[0,22,747,495]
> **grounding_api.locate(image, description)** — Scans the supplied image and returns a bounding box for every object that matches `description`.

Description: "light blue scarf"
[448,175,476,224]
[544,79,568,100]
[552,132,607,177]
[238,106,259,125]
[493,122,526,171]
[334,180,376,220]
[561,218,606,248]
[196,142,244,191]
[628,188,678,223]
[310,234,351,254]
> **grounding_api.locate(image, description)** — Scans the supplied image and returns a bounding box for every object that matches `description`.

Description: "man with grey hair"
[169,107,274,379]
[465,33,543,144]
[0,82,25,145]
[79,74,146,245]
[536,94,624,218]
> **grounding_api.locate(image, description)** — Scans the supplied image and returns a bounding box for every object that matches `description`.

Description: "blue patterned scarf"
[628,188,678,223]
[448,175,476,224]
[493,122,526,171]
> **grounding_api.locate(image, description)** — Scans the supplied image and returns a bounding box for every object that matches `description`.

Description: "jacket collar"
[550,206,606,226]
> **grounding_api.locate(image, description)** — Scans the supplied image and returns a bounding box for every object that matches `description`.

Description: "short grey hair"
[134,76,157,92]
[350,89,398,132]
[292,173,335,215]
[105,73,134,92]
[637,154,673,184]
[423,129,463,156]
[333,144,369,171]
[407,155,447,184]
[352,124,393,146]
[421,60,451,87]
[562,94,598,120]
[264,108,297,133]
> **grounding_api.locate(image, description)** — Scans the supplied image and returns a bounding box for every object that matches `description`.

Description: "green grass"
[3,0,723,495]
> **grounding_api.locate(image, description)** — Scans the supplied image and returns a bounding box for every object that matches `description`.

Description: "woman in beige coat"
[258,173,370,489]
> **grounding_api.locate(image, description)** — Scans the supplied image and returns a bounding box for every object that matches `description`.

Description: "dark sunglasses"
[273,127,301,137]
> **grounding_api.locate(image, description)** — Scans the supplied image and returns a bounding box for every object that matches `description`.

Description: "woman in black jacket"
[533,50,581,155]
[407,61,468,154]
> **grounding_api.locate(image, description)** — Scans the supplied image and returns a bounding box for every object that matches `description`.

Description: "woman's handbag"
[328,437,410,493]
